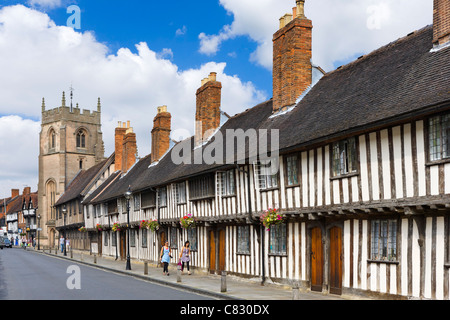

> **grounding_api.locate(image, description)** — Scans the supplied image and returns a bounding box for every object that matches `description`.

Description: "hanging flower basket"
[148,219,160,232]
[78,226,87,233]
[96,224,104,232]
[180,214,196,229]
[139,220,149,230]
[112,222,122,232]
[260,208,284,231]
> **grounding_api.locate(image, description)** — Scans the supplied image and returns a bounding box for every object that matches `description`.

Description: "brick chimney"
[23,187,31,195]
[11,189,19,198]
[151,106,172,163]
[433,0,450,47]
[115,121,137,173]
[272,0,312,113]
[195,72,222,147]
[115,122,127,172]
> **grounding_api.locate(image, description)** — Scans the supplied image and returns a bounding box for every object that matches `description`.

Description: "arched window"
[49,129,56,149]
[76,130,86,148]
[46,180,56,220]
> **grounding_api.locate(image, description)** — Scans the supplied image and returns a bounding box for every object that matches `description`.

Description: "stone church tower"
[38,92,105,247]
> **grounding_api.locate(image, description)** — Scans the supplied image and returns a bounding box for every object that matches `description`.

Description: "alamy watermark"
[171,124,280,175]
[66,265,81,290]
[67,5,81,30]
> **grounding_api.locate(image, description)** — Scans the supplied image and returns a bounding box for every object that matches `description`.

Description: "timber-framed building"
[53,0,450,300]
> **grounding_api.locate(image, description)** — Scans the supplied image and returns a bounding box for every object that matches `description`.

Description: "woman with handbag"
[179,241,191,275]
[160,241,172,276]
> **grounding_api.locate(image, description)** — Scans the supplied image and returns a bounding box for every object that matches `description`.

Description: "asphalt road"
[0,248,213,300]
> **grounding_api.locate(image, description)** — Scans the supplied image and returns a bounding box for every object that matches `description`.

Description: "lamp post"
[37,214,41,251]
[62,205,67,256]
[124,186,132,270]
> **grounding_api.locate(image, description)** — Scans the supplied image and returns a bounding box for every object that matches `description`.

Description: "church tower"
[38,92,105,247]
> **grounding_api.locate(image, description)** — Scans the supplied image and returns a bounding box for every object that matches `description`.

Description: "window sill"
[285,183,300,189]
[236,252,251,256]
[367,259,399,265]
[445,263,450,268]
[268,253,287,257]
[425,158,450,166]
[259,187,280,193]
[330,172,359,181]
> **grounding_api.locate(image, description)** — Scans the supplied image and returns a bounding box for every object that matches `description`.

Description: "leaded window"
[237,226,250,254]
[158,187,167,207]
[189,174,215,200]
[371,219,397,261]
[76,131,86,148]
[269,223,287,255]
[188,227,197,251]
[429,114,450,161]
[174,182,186,204]
[217,170,236,196]
[286,155,299,186]
[254,161,278,190]
[332,137,357,177]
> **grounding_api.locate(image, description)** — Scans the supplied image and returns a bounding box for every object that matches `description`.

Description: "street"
[0,248,213,300]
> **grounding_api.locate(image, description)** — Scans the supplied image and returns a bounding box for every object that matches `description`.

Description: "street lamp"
[37,214,41,251]
[62,205,67,256]
[124,186,132,270]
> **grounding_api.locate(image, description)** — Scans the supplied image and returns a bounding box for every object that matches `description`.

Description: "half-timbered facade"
[68,0,450,300]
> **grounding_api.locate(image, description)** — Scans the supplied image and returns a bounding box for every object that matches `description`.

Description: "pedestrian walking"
[179,241,191,275]
[60,235,65,253]
[160,241,172,276]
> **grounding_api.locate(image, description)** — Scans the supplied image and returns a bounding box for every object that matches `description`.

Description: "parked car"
[3,238,12,248]
[0,237,4,250]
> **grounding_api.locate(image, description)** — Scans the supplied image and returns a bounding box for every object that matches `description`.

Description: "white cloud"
[27,0,63,9]
[199,0,432,71]
[176,25,187,36]
[0,5,266,197]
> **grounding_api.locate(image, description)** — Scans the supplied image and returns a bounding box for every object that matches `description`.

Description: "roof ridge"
[326,25,432,77]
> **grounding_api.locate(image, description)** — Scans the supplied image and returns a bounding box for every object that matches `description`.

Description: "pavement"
[21,245,350,301]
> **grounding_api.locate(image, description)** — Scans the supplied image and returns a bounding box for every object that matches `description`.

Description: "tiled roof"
[85,25,450,203]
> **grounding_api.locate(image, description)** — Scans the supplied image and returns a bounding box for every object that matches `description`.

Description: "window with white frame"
[173,182,186,204]
[332,137,358,177]
[371,219,397,261]
[254,161,278,190]
[217,170,236,196]
[429,113,450,162]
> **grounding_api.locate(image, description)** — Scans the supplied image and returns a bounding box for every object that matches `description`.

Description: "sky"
[0,0,433,199]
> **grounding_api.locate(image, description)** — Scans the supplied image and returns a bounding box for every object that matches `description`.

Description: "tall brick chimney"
[195,72,222,147]
[433,0,450,47]
[11,189,19,199]
[23,187,31,195]
[115,122,127,172]
[272,0,312,113]
[151,106,172,163]
[115,121,137,173]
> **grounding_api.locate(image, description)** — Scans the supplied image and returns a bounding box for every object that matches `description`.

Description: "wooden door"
[329,226,343,295]
[209,230,216,274]
[119,230,125,260]
[311,227,323,292]
[218,229,226,272]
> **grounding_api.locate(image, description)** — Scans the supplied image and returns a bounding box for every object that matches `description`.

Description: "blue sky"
[0,0,433,198]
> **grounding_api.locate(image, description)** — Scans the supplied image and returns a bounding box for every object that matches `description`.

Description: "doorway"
[311,227,323,292]
[329,226,343,295]
[209,228,226,274]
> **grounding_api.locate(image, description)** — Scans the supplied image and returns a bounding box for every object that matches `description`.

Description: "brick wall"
[272,4,312,113]
[433,0,450,46]
[195,72,222,146]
